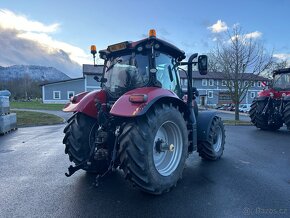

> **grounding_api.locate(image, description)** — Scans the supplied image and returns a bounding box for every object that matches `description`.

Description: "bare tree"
[209,25,273,120]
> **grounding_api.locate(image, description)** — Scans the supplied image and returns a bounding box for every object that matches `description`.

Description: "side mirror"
[198,55,208,75]
[94,75,107,83]
[94,75,101,82]
[193,87,199,97]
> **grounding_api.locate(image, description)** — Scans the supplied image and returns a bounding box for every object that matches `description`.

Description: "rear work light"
[129,94,148,103]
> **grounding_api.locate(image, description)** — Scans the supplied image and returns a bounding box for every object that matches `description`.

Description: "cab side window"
[155,53,179,92]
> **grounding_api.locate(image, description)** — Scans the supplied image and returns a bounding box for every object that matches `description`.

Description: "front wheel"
[284,102,290,130]
[118,104,188,195]
[197,116,225,160]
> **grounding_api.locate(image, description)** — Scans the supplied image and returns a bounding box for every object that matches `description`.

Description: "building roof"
[179,70,269,81]
[83,64,103,75]
[40,77,84,86]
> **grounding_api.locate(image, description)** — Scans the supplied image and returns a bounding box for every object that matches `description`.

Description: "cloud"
[208,20,228,33]
[0,9,59,33]
[244,31,262,39]
[273,53,290,60]
[0,9,91,77]
[230,31,263,43]
[0,28,82,77]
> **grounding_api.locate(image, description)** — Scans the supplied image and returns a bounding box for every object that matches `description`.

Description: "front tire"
[119,104,188,195]
[197,116,225,160]
[284,102,290,130]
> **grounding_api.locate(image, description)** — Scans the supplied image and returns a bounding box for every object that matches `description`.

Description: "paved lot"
[213,109,250,121]
[0,124,289,218]
[11,108,73,121]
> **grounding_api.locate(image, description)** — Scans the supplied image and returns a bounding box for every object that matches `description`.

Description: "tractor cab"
[93,30,206,100]
[272,68,290,91]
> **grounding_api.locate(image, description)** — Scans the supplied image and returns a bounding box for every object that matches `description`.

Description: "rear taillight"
[129,94,148,103]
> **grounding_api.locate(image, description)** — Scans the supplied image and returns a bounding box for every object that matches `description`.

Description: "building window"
[202,79,207,86]
[251,81,255,87]
[244,81,249,86]
[251,92,255,98]
[257,81,261,87]
[222,80,227,86]
[218,92,231,104]
[67,91,75,99]
[208,91,213,98]
[53,91,61,100]
[209,79,214,86]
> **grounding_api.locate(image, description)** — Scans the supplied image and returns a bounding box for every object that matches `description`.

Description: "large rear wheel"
[249,100,283,130]
[63,113,107,173]
[118,104,188,195]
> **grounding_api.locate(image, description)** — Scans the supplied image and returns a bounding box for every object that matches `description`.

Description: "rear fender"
[110,87,187,117]
[255,96,268,101]
[63,90,106,118]
[197,111,217,142]
[283,95,290,102]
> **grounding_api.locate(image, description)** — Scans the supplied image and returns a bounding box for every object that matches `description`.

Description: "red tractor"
[250,68,290,130]
[62,30,225,194]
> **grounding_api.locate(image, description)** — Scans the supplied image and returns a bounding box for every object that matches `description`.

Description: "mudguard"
[283,95,290,102]
[63,90,106,118]
[196,111,217,142]
[110,87,187,117]
[255,96,268,101]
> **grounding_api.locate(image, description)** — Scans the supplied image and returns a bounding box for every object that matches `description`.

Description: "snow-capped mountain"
[0,65,71,82]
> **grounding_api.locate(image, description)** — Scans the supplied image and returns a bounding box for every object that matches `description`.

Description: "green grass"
[11,101,65,111]
[223,120,253,126]
[11,110,64,127]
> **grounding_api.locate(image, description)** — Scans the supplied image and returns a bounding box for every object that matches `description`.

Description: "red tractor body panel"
[63,90,107,118]
[110,87,179,117]
[258,88,290,98]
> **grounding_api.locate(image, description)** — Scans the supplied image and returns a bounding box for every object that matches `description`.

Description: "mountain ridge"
[0,65,71,82]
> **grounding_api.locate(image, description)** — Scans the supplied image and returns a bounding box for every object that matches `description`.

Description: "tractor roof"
[273,68,290,75]
[99,37,186,61]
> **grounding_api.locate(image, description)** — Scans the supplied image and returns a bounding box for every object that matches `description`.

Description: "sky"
[0,0,289,78]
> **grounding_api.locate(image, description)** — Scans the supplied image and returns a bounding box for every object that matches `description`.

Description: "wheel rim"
[213,125,222,152]
[153,121,183,176]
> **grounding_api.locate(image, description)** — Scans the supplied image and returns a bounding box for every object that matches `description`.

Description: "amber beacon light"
[90,45,97,55]
[90,45,97,65]
[149,29,156,38]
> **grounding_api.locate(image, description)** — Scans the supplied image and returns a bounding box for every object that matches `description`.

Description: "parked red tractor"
[249,68,290,130]
[62,30,225,194]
